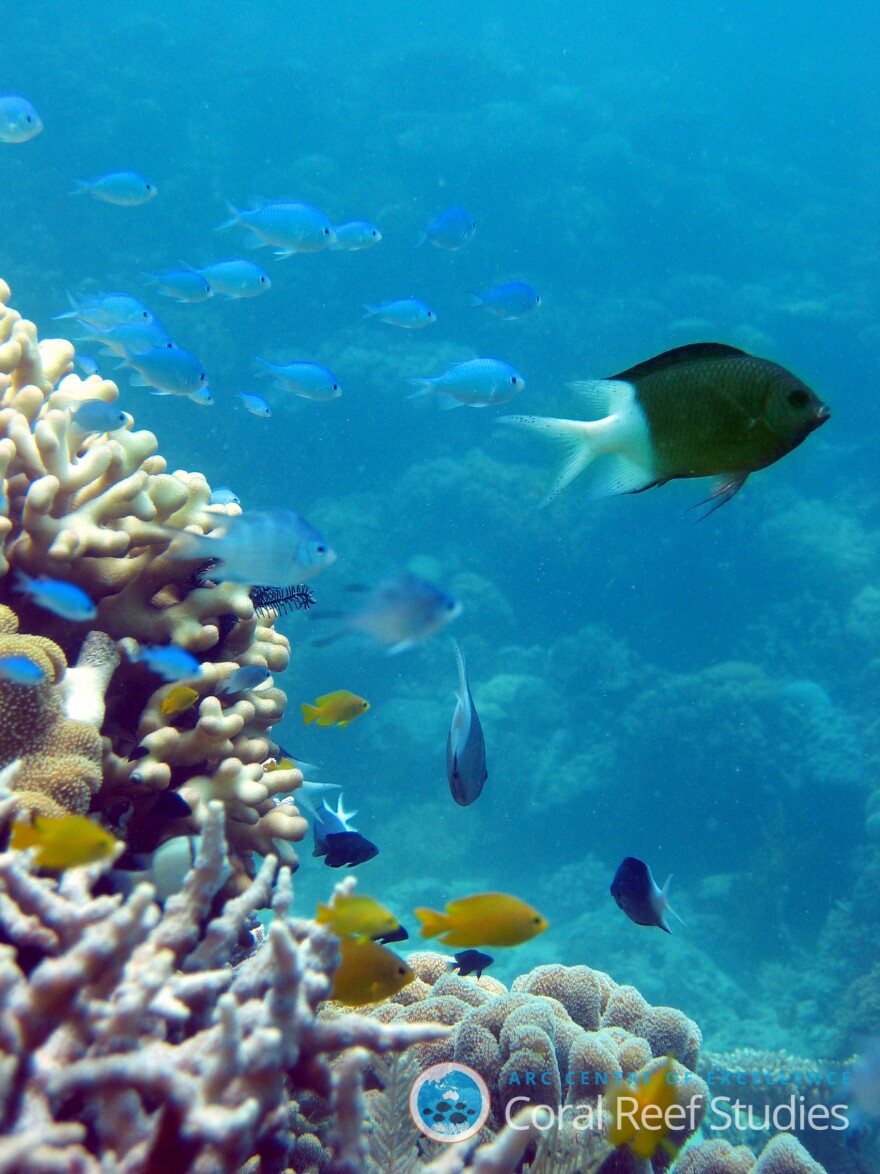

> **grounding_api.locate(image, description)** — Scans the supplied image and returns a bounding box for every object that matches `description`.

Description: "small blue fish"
[164,507,336,586]
[209,487,240,506]
[255,358,341,401]
[72,171,158,206]
[144,269,213,303]
[447,641,487,807]
[185,386,214,407]
[469,281,541,319]
[407,358,525,408]
[0,95,43,143]
[238,392,271,418]
[129,644,202,682]
[363,299,436,329]
[331,220,383,250]
[122,346,208,396]
[197,260,271,298]
[55,291,154,328]
[82,319,173,357]
[610,857,685,934]
[416,206,475,250]
[0,656,46,685]
[76,355,100,377]
[70,400,128,435]
[218,200,335,256]
[218,665,271,695]
[13,571,97,622]
[314,572,462,655]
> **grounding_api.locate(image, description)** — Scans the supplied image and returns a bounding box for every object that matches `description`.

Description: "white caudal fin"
[500,415,599,504]
[567,378,633,417]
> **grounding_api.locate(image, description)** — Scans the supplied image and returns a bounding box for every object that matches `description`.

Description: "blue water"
[2,0,879,1065]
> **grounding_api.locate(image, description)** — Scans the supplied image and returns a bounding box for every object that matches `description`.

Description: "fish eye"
[332,383,339,391]
[315,544,327,554]
[788,389,810,408]
[25,115,33,124]
[146,183,153,191]
[199,372,206,381]
[260,276,268,283]
[509,376,519,385]
[322,227,331,236]
[532,916,542,924]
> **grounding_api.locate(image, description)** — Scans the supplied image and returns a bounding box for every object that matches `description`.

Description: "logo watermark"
[409,1062,491,1143]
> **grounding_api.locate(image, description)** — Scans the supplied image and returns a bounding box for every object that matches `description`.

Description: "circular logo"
[409,1061,490,1143]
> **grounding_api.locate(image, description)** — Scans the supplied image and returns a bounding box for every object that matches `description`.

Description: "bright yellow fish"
[301,690,370,728]
[264,757,296,773]
[10,814,119,871]
[316,893,400,943]
[160,684,199,716]
[605,1056,681,1160]
[331,936,414,1005]
[414,892,549,948]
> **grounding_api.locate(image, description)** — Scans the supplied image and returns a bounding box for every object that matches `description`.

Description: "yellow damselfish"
[10,814,119,871]
[316,893,399,942]
[330,936,414,1005]
[301,690,370,728]
[159,684,199,716]
[414,892,549,948]
[605,1056,681,1160]
[263,757,296,772]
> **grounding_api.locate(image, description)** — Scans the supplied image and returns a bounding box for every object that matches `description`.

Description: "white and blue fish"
[469,281,541,319]
[0,94,43,143]
[54,291,154,328]
[72,170,158,206]
[70,400,129,436]
[255,358,341,401]
[127,643,202,682]
[197,259,271,298]
[13,571,97,622]
[407,358,525,408]
[81,319,174,358]
[330,220,382,250]
[363,298,436,329]
[0,656,46,685]
[144,268,213,303]
[416,206,475,250]
[238,392,272,418]
[314,572,462,655]
[218,665,271,695]
[217,200,335,256]
[209,487,240,506]
[121,345,208,397]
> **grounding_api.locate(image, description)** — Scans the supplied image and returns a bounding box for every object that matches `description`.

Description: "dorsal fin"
[609,342,750,383]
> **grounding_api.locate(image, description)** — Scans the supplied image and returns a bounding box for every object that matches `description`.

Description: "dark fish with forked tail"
[447,641,487,806]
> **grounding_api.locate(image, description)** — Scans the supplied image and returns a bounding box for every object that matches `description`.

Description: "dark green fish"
[502,343,830,510]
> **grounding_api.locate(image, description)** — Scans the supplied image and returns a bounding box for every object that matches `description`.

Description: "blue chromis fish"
[408,358,525,408]
[209,486,240,506]
[331,936,413,1005]
[610,857,684,934]
[128,643,202,682]
[452,949,494,978]
[13,570,97,621]
[164,507,336,586]
[314,573,462,655]
[416,206,475,250]
[197,259,271,298]
[447,641,487,807]
[10,814,119,870]
[54,291,154,327]
[238,392,271,418]
[470,281,541,319]
[217,200,335,256]
[122,346,208,397]
[363,298,436,329]
[70,399,129,435]
[218,665,271,695]
[0,94,43,142]
[144,268,214,303]
[503,343,830,510]
[255,358,341,401]
[72,170,158,206]
[0,656,46,686]
[331,220,382,250]
[76,355,101,377]
[415,893,549,948]
[83,319,174,358]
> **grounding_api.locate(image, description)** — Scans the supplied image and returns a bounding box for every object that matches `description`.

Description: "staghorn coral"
[0,279,308,865]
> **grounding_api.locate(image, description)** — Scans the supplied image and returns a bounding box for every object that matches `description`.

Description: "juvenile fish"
[73,171,157,206]
[363,298,436,329]
[238,392,271,417]
[197,259,271,298]
[447,641,487,806]
[0,94,43,142]
[70,400,129,435]
[331,220,382,250]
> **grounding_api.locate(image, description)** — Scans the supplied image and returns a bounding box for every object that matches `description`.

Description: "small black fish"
[322,831,379,868]
[452,948,494,978]
[373,923,409,945]
[610,856,683,934]
[447,641,487,806]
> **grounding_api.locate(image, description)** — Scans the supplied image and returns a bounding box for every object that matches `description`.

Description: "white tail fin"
[499,415,602,505]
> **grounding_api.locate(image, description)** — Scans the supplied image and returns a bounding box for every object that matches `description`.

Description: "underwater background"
[2,0,879,1061]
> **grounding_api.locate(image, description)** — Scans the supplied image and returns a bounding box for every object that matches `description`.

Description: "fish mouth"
[807,405,831,433]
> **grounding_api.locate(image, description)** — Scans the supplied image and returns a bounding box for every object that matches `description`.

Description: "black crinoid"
[249,583,316,618]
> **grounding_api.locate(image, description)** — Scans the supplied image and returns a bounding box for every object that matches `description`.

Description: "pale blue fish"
[407,358,525,408]
[76,355,100,377]
[144,268,213,303]
[363,299,436,329]
[72,171,157,206]
[121,346,208,396]
[163,507,336,586]
[54,291,154,328]
[447,641,487,807]
[0,656,46,685]
[218,665,271,695]
[197,260,271,298]
[70,399,128,435]
[13,570,97,622]
[82,319,173,358]
[331,220,382,250]
[314,572,462,655]
[184,386,214,407]
[238,392,271,418]
[0,95,43,143]
[255,358,341,401]
[128,644,202,682]
[217,200,335,256]
[209,487,240,506]
[416,206,475,250]
[469,281,541,319]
